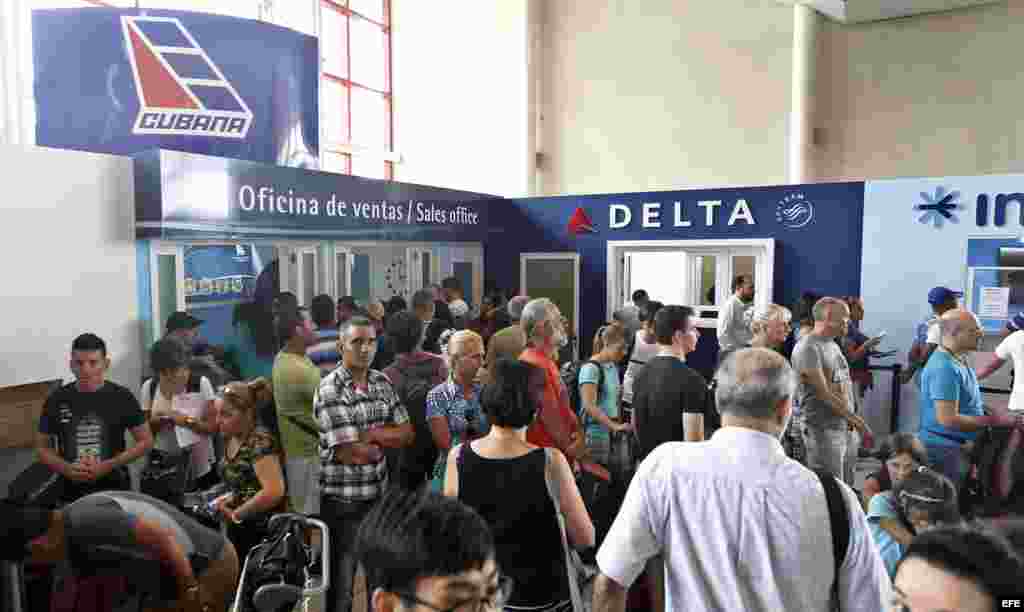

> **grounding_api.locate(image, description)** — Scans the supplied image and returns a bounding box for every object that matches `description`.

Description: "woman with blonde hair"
[746,304,805,464]
[747,303,793,352]
[427,330,489,492]
[214,378,288,560]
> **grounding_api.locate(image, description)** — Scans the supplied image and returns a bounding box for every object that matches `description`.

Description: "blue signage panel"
[33,8,318,167]
[135,150,497,242]
[184,244,261,306]
[490,182,866,376]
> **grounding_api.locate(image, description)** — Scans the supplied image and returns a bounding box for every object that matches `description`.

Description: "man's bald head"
[940,309,983,353]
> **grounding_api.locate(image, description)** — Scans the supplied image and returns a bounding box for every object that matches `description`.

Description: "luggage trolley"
[230,514,330,612]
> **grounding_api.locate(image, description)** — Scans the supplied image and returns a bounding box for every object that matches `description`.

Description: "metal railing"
[981,386,1011,395]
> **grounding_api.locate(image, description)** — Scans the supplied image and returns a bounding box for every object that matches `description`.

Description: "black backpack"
[243,515,311,612]
[561,360,604,423]
[962,426,1024,518]
[391,367,440,483]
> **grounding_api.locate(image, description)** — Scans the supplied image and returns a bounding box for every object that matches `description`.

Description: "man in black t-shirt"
[632,305,708,461]
[36,333,153,502]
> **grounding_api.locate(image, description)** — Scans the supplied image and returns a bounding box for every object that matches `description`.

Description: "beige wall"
[538,0,794,196]
[815,1,1024,182]
[391,0,533,197]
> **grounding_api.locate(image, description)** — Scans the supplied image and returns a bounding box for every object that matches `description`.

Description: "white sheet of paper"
[174,393,206,448]
[979,286,1010,319]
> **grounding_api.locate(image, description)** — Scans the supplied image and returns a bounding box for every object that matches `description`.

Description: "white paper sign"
[979,286,1011,319]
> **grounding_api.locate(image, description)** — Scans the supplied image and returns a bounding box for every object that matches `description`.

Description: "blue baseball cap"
[927,287,962,306]
[1008,312,1024,331]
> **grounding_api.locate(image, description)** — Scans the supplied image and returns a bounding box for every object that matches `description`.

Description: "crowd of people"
[5,274,1024,612]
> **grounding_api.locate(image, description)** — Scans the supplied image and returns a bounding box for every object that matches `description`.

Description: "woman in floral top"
[215,378,288,560]
[427,330,489,492]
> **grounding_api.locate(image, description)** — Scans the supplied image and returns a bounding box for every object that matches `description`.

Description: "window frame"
[607,239,775,329]
[320,0,394,180]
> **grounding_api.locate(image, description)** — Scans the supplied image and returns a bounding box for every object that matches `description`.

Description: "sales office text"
[608,200,756,229]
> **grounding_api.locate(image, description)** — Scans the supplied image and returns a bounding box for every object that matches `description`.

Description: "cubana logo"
[121,16,253,138]
[775,193,814,229]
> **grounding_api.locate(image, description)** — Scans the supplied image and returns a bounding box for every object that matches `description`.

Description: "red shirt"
[520,347,578,455]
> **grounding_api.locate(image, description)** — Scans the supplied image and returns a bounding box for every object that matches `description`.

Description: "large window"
[320,0,393,180]
[608,239,775,328]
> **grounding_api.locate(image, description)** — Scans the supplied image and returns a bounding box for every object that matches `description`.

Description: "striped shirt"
[307,327,340,377]
[314,364,409,501]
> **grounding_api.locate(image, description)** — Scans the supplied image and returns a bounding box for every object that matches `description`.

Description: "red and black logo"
[567,207,596,235]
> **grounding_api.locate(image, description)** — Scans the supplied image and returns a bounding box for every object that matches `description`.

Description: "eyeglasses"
[898,490,946,504]
[391,575,514,612]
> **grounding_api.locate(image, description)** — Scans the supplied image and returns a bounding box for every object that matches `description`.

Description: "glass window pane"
[351,87,385,149]
[351,155,385,180]
[350,0,384,24]
[733,255,756,287]
[302,252,316,307]
[350,16,386,91]
[321,6,348,78]
[697,255,717,305]
[30,0,116,6]
[322,79,349,145]
[336,252,349,297]
[628,252,686,305]
[137,0,257,17]
[322,151,348,174]
[159,254,178,329]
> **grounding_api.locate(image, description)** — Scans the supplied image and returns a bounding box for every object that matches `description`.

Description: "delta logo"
[121,16,253,139]
[568,207,596,235]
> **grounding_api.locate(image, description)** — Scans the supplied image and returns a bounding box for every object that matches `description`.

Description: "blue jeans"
[926,443,967,490]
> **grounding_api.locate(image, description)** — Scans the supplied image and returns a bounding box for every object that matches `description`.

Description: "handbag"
[8,462,66,508]
[543,448,596,612]
[140,448,192,506]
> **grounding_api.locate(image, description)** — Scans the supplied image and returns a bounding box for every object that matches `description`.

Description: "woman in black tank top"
[443,359,595,612]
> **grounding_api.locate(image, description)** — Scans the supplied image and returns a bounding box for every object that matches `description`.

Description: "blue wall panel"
[487,182,865,378]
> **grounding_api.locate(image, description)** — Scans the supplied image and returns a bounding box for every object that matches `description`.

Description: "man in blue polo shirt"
[919,309,1022,488]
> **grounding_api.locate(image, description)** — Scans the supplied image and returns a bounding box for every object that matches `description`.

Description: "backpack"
[962,426,1024,518]
[561,360,604,422]
[243,515,311,612]
[391,366,440,483]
